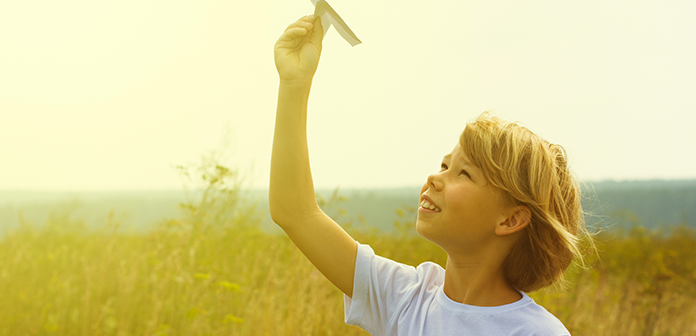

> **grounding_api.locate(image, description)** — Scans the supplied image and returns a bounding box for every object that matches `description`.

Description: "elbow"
[268,193,296,228]
[269,202,290,227]
[268,194,320,228]
[268,189,288,226]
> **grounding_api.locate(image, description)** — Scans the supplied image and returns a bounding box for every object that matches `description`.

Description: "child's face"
[416,142,514,254]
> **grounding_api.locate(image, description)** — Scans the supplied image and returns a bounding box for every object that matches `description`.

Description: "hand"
[274,15,324,84]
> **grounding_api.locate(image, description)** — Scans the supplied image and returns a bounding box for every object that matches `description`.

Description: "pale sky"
[1,0,695,191]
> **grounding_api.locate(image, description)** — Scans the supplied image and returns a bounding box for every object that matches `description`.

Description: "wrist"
[279,77,313,89]
[277,79,312,106]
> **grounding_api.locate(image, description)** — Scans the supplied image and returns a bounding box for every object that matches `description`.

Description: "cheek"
[441,189,478,229]
[443,189,468,213]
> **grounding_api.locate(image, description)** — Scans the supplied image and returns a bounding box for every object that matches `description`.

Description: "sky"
[1,0,695,191]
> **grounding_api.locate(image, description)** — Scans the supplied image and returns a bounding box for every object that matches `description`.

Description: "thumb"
[310,16,325,46]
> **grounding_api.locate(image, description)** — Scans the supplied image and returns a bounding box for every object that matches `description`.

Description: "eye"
[440,163,448,171]
[460,169,471,178]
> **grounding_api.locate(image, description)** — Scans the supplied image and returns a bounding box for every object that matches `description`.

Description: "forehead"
[442,144,473,165]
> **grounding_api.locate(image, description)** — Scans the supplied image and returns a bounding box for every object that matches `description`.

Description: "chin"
[416,218,448,247]
[415,218,429,239]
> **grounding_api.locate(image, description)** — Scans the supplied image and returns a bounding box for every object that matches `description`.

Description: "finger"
[285,18,315,34]
[309,16,324,45]
[280,27,308,41]
[286,15,314,30]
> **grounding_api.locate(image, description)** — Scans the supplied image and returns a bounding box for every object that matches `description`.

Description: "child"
[270,15,589,336]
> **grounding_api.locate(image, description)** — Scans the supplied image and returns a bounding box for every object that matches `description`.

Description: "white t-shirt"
[344,243,571,336]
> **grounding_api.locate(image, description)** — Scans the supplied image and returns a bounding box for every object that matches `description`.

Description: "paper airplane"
[311,0,362,46]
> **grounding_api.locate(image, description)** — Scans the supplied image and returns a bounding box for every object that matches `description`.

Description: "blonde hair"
[460,112,592,292]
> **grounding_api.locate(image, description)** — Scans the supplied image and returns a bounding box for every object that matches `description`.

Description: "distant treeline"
[304,180,696,233]
[0,180,694,234]
[584,180,696,230]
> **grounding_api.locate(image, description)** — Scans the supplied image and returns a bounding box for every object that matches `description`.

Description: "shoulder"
[357,243,445,292]
[414,261,445,288]
[347,243,446,335]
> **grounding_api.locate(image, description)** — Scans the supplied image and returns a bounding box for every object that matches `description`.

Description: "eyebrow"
[442,152,480,181]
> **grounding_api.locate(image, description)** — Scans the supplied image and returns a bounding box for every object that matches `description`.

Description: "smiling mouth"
[419,200,441,212]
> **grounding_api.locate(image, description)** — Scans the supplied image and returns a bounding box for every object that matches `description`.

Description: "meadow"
[0,161,694,335]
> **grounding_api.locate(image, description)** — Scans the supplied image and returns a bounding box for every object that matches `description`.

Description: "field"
[0,163,695,335]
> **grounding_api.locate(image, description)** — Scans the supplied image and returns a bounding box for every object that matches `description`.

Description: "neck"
[442,255,521,307]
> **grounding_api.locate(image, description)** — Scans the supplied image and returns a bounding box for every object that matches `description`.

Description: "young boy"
[270,15,587,336]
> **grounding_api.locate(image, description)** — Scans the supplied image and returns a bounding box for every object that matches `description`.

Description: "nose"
[426,172,444,191]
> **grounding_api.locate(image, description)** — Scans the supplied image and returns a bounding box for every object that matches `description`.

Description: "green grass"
[1,161,694,335]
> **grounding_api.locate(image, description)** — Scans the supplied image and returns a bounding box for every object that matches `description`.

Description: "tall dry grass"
[0,160,694,335]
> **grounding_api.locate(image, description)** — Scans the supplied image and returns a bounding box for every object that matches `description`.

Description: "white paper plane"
[310,0,362,46]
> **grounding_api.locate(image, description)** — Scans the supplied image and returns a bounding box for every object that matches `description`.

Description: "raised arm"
[269,15,357,297]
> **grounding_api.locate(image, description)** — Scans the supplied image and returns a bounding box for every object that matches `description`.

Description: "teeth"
[419,199,441,212]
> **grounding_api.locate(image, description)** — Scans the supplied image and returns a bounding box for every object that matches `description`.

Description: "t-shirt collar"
[435,286,533,314]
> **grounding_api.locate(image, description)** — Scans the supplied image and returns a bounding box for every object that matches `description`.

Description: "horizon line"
[1,178,696,193]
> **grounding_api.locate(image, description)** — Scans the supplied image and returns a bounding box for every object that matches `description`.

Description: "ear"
[495,205,531,236]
